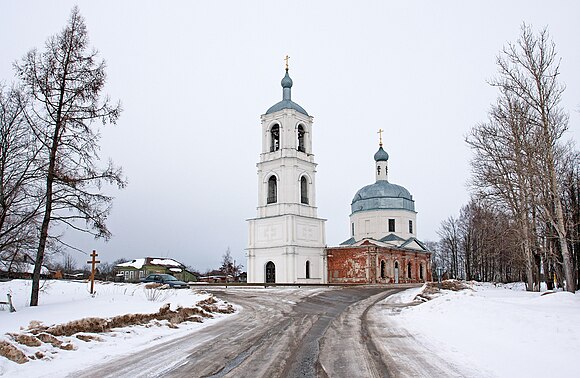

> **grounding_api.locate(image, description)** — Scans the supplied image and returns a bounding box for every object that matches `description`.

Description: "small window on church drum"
[377,165,381,175]
[409,220,413,234]
[270,124,280,152]
[297,125,305,152]
[300,176,308,204]
[267,176,277,204]
[388,219,395,233]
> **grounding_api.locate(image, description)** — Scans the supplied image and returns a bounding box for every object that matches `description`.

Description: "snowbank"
[385,282,580,377]
[0,279,236,377]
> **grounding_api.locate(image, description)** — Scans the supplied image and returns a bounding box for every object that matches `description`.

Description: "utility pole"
[87,250,100,295]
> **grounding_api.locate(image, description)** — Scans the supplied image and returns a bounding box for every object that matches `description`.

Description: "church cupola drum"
[247,59,327,284]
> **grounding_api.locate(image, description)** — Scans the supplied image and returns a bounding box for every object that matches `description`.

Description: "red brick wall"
[326,245,432,284]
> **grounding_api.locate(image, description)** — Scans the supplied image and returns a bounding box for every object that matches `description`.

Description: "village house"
[115,257,197,283]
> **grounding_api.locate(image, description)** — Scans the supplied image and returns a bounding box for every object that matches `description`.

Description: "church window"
[297,125,305,152]
[380,260,386,279]
[409,220,413,234]
[270,124,280,152]
[407,262,412,279]
[351,222,355,237]
[305,260,310,279]
[300,176,308,204]
[267,176,277,204]
[388,219,395,232]
[377,165,381,175]
[420,264,424,280]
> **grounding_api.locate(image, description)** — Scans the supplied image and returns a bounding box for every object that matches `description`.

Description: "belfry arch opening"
[267,176,277,204]
[300,176,308,204]
[297,125,305,152]
[270,124,280,152]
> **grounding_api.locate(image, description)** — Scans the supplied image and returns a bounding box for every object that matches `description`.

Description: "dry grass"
[12,334,41,347]
[2,294,236,364]
[37,332,62,347]
[0,340,28,364]
[417,280,471,301]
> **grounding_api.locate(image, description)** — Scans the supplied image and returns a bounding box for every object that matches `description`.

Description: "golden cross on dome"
[377,128,384,147]
[284,55,290,71]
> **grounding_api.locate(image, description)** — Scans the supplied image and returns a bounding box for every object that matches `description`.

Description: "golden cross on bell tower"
[377,128,384,147]
[284,55,290,71]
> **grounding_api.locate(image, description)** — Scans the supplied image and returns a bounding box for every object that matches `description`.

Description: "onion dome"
[266,70,308,116]
[374,146,389,162]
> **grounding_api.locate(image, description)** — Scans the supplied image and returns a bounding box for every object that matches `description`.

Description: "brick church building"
[325,135,432,284]
[247,63,431,284]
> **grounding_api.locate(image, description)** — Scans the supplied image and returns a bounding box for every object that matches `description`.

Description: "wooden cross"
[377,128,384,147]
[87,250,100,295]
[284,54,290,71]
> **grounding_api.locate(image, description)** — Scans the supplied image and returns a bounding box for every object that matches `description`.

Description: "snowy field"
[383,282,580,378]
[0,279,237,377]
[1,280,579,378]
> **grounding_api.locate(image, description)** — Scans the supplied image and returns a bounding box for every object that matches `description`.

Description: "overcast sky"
[1,1,579,271]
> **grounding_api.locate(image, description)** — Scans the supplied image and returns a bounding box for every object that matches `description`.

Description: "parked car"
[140,274,189,288]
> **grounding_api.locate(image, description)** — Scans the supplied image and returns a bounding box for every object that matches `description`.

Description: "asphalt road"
[71,285,434,378]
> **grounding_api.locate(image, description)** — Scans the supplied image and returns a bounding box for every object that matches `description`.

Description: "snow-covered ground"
[0,279,237,377]
[383,282,580,378]
[2,280,579,378]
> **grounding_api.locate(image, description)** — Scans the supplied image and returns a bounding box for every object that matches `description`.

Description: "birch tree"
[492,24,575,292]
[15,7,125,306]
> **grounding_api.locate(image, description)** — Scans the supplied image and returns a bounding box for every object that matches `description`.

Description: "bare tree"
[437,216,463,279]
[220,247,243,282]
[492,24,575,292]
[15,7,125,306]
[0,84,42,264]
[466,93,538,290]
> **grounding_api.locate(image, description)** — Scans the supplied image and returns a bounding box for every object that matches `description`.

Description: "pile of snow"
[0,279,236,377]
[387,282,580,377]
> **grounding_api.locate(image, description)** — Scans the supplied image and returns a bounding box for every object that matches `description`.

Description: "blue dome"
[374,146,389,161]
[351,180,415,214]
[266,70,309,116]
[266,100,309,116]
[281,71,293,88]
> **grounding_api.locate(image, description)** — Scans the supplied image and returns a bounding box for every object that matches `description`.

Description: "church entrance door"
[265,261,276,283]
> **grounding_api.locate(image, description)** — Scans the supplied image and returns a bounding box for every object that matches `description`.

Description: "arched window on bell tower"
[267,176,277,204]
[270,124,280,152]
[300,176,308,204]
[297,125,305,152]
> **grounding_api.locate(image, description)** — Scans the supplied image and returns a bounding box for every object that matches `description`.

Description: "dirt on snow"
[0,294,234,364]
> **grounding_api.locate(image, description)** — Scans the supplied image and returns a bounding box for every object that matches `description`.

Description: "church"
[246,63,431,284]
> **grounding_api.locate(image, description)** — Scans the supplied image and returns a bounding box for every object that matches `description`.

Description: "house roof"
[116,257,184,270]
[334,236,430,253]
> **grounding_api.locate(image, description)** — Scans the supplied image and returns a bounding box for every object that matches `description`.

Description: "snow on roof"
[116,258,183,269]
[150,258,181,267]
[169,267,182,272]
[116,259,145,269]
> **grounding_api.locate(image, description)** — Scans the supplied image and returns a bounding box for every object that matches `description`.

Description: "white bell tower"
[247,61,326,283]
